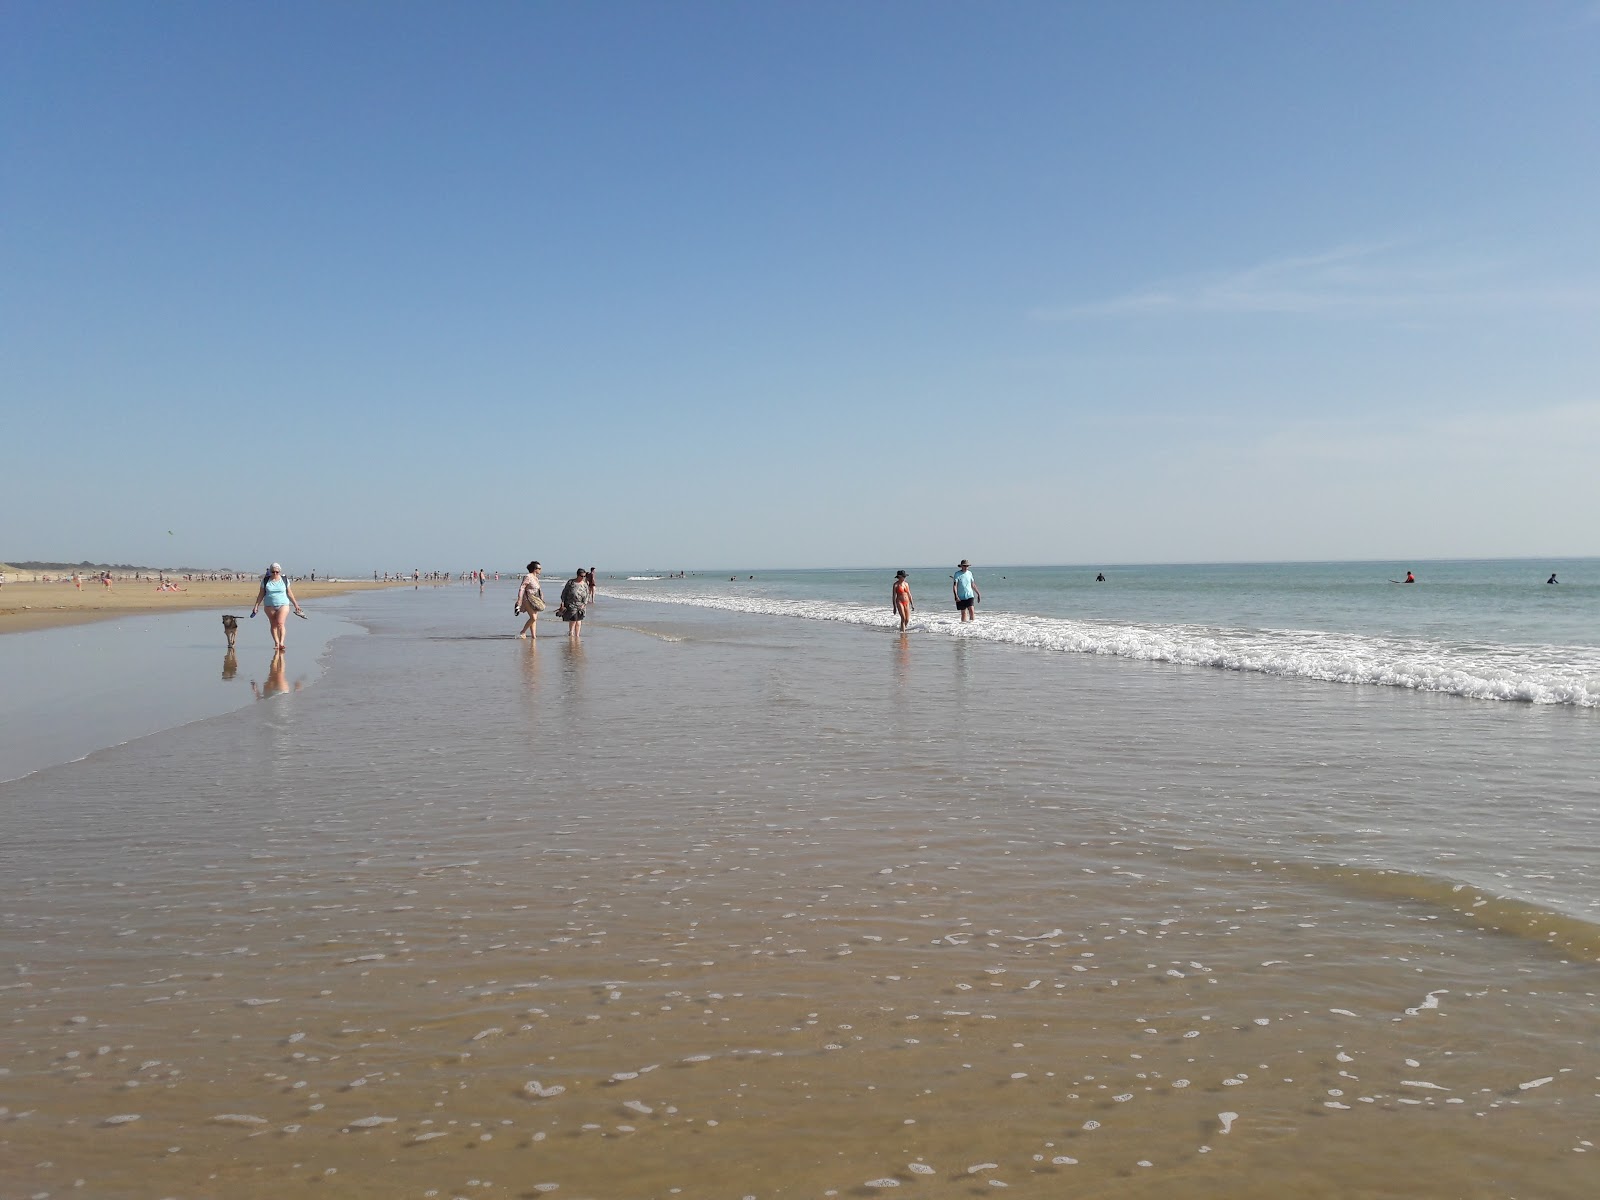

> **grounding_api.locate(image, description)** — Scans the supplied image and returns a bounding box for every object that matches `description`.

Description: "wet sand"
[0,605,365,784]
[0,578,404,634]
[1,589,1595,1198]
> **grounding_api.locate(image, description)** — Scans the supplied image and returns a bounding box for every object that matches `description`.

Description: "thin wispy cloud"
[1233,400,1600,468]
[1041,241,1600,320]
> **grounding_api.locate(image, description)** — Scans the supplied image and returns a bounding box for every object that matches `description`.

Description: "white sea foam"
[604,585,1600,705]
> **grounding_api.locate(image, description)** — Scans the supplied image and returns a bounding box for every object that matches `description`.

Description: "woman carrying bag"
[516,561,545,639]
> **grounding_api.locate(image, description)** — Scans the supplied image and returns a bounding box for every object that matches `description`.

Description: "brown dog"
[222,614,240,649]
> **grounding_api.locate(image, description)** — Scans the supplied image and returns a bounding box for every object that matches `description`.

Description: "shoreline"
[0,577,408,635]
[1,587,1594,1199]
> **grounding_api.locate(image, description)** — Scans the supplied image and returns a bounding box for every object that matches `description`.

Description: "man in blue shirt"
[952,559,979,622]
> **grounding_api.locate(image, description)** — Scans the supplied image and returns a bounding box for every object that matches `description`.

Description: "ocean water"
[2,569,1597,1198]
[612,558,1600,706]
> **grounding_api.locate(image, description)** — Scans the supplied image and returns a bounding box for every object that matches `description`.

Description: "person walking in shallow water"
[952,559,979,622]
[516,561,544,639]
[891,570,914,631]
[559,568,591,642]
[251,563,302,653]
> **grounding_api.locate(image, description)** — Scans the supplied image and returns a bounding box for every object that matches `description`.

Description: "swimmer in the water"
[1548,573,1559,585]
[1404,571,1415,584]
[1095,572,1105,582]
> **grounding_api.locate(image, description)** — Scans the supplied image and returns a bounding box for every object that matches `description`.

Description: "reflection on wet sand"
[520,633,541,701]
[250,650,296,699]
[221,649,238,681]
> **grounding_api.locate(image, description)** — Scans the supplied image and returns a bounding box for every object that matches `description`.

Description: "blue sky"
[5,1,1598,573]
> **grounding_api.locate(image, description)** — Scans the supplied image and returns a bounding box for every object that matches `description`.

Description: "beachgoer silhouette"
[1095,572,1105,582]
[1548,573,1559,585]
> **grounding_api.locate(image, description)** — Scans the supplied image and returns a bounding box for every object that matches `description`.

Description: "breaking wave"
[606,586,1600,707]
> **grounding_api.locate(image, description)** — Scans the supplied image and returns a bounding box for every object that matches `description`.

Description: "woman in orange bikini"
[891,570,914,631]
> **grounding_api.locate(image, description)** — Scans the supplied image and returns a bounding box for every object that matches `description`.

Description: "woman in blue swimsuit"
[251,562,303,653]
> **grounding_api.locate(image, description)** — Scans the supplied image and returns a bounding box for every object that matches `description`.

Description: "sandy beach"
[1,583,1595,1199]
[0,576,404,634]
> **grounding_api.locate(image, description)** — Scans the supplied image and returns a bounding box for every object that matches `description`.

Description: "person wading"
[892,570,914,631]
[559,568,591,642]
[251,563,303,653]
[952,559,980,622]
[516,561,544,639]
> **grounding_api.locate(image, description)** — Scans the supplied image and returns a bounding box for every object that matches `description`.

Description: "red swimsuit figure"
[892,571,914,631]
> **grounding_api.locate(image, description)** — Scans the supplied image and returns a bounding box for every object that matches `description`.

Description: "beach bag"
[517,581,546,614]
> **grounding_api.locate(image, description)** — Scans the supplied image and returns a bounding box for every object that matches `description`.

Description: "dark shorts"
[956,597,974,611]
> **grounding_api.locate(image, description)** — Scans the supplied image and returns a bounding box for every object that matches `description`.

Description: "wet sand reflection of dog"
[222,650,238,681]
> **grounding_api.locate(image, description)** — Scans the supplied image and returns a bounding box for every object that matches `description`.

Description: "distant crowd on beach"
[15,569,264,585]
